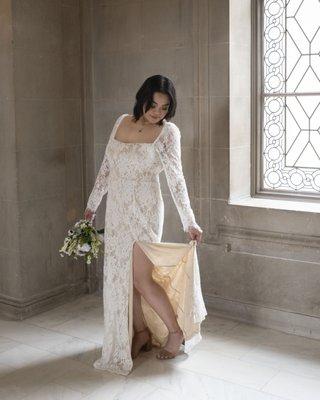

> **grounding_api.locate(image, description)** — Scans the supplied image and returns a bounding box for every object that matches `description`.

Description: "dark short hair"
[133,75,177,126]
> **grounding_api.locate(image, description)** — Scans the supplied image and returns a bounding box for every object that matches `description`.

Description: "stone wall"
[2,0,320,340]
[0,0,88,319]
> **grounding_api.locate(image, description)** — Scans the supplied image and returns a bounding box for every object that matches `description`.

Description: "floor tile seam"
[131,356,284,396]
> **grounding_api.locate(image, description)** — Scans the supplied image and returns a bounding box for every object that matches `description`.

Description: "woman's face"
[143,92,170,124]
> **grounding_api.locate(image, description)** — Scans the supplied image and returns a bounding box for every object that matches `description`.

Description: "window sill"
[228,196,320,214]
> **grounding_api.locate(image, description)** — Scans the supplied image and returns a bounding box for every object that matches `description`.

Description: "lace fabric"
[154,122,202,233]
[86,113,202,233]
[86,141,111,214]
[85,113,204,375]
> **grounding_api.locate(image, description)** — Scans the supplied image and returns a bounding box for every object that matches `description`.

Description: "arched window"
[254,0,320,198]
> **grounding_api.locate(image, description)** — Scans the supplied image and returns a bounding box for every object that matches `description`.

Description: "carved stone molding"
[217,224,320,249]
[0,281,88,320]
[205,293,320,340]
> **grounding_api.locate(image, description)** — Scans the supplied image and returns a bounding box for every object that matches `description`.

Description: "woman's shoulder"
[164,120,181,138]
[165,120,177,127]
[155,120,181,150]
[112,114,133,132]
[117,113,131,123]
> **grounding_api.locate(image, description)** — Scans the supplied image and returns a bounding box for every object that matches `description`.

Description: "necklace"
[137,115,157,133]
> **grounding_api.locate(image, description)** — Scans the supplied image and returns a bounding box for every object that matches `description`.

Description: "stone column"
[0,0,90,319]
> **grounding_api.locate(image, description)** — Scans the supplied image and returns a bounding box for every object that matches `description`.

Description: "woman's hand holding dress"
[187,226,202,244]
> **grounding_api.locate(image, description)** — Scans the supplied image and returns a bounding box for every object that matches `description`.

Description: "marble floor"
[0,294,320,400]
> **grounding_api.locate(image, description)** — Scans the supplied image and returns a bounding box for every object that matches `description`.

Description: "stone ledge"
[229,196,320,214]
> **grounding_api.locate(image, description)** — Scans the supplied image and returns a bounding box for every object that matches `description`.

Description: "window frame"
[251,0,320,202]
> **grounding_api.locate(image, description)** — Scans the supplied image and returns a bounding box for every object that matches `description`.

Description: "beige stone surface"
[1,0,319,341]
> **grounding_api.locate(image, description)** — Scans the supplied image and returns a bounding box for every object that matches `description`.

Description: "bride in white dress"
[84,75,206,376]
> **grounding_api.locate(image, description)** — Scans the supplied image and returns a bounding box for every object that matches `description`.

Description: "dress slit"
[130,240,207,352]
[85,113,206,375]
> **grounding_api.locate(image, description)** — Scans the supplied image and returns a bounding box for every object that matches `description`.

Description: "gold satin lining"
[128,240,207,351]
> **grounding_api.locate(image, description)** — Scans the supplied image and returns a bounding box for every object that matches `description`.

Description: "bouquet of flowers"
[59,219,103,265]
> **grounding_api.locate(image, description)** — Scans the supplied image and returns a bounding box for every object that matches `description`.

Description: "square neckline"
[112,113,167,145]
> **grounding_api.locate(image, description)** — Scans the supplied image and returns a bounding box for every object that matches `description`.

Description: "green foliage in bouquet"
[59,219,103,265]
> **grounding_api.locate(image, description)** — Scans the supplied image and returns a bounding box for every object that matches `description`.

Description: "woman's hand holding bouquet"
[84,208,96,222]
[59,216,103,265]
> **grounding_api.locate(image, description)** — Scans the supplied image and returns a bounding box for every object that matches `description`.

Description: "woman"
[84,75,204,376]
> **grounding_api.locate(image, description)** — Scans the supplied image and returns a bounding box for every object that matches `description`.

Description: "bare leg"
[132,242,184,355]
[132,286,146,332]
[131,284,151,358]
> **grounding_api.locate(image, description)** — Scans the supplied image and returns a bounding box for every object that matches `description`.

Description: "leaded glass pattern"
[262,0,320,193]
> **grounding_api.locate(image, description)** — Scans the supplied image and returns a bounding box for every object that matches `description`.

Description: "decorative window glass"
[261,0,320,195]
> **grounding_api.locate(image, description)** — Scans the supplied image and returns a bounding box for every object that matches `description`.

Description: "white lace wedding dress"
[86,113,205,375]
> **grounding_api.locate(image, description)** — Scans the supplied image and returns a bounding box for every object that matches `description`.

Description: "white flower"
[78,243,91,253]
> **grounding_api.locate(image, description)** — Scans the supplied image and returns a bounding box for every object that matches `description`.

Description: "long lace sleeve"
[156,123,203,233]
[86,142,110,213]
